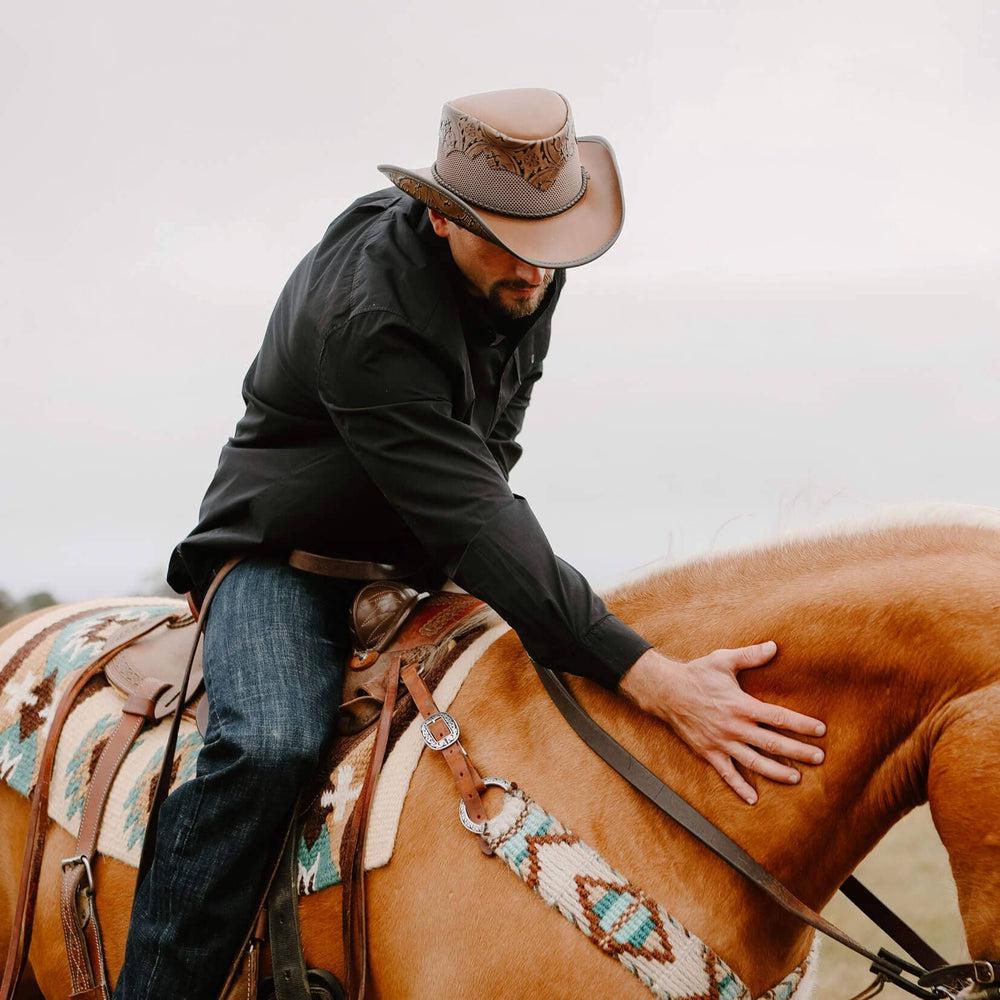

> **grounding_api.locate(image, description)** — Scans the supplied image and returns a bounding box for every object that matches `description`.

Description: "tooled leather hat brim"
[377,135,624,269]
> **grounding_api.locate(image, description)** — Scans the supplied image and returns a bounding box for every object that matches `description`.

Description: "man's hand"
[619,642,826,805]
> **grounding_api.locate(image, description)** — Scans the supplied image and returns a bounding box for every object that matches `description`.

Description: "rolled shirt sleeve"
[318,312,652,688]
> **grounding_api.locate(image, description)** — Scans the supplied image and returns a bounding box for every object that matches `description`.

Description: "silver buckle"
[458,776,513,835]
[973,961,996,985]
[420,711,460,751]
[61,853,94,895]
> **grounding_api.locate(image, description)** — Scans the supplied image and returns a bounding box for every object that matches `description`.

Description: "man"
[114,88,826,999]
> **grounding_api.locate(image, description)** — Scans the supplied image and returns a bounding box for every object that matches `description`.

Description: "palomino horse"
[2,503,999,998]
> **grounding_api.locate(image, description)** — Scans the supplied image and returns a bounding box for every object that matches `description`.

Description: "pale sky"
[1,0,997,600]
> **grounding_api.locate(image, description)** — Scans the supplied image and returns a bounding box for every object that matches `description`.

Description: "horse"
[2,502,999,999]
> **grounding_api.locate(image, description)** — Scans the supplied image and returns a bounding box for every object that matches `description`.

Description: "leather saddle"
[339,581,492,734]
[102,610,210,729]
[97,570,490,738]
[1,549,493,1000]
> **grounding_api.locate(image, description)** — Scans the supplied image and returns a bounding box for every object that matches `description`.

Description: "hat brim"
[377,135,624,269]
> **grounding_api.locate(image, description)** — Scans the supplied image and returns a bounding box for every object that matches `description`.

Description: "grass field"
[814,805,967,997]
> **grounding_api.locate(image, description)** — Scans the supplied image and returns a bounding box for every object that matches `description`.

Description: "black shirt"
[453,273,532,436]
[166,187,652,688]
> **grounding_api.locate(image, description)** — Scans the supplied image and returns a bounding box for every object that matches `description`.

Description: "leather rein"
[530,659,999,1000]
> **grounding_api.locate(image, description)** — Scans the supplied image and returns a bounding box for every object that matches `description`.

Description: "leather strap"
[340,592,491,1000]
[919,959,1000,992]
[838,872,947,973]
[341,651,402,1000]
[0,611,182,1000]
[531,660,949,980]
[60,675,172,999]
[244,905,268,1000]
[214,804,303,1000]
[399,662,489,831]
[267,807,312,1000]
[137,555,245,886]
[288,551,424,582]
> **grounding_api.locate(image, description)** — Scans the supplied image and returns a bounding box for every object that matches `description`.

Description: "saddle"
[0,551,493,1000]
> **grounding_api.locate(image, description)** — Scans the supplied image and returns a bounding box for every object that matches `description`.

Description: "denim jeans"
[113,555,360,1000]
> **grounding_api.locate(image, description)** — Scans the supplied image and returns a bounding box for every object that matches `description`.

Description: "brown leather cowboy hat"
[378,87,625,269]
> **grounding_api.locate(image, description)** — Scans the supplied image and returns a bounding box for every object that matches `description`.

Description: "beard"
[487,271,555,320]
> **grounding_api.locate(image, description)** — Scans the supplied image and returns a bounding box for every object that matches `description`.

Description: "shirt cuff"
[549,613,653,690]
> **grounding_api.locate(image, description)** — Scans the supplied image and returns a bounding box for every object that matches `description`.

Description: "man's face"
[427,208,555,320]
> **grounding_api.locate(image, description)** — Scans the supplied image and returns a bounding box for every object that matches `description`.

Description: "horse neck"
[559,522,1000,978]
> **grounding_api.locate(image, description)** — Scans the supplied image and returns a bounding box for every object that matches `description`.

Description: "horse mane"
[603,500,1000,611]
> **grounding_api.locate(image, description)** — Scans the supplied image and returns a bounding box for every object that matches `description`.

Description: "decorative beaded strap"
[482,785,816,1000]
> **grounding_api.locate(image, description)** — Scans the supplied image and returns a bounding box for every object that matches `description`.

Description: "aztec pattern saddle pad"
[0,597,509,898]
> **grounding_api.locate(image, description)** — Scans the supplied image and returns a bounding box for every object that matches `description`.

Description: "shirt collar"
[447,259,559,348]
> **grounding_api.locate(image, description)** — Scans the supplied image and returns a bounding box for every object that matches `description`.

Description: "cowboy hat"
[377,87,625,269]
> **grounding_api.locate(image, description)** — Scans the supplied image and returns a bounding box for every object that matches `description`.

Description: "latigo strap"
[340,595,491,1000]
[59,676,172,1000]
[0,612,182,1000]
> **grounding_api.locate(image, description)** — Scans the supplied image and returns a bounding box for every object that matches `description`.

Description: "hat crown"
[448,88,569,141]
[432,88,588,217]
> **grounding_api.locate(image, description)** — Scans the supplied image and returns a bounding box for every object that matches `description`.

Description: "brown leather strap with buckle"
[58,675,171,1000]
[399,662,489,834]
[0,612,184,1000]
[339,593,490,1000]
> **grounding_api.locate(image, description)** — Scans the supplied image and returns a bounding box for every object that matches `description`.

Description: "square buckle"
[61,853,94,894]
[420,711,460,751]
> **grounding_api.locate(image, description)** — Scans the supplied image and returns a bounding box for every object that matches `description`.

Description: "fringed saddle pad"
[483,785,820,1000]
[0,598,510,897]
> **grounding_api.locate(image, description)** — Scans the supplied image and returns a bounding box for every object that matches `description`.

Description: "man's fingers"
[708,753,758,805]
[746,698,827,738]
[730,744,802,785]
[735,724,825,765]
[724,640,778,671]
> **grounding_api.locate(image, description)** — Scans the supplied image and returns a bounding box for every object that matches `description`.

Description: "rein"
[529,659,999,1000]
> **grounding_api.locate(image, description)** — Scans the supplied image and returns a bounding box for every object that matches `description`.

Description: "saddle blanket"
[0,597,510,897]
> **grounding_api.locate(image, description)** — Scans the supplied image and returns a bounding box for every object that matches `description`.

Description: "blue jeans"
[113,555,360,1000]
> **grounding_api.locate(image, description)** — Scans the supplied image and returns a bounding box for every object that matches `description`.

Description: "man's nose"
[512,261,547,285]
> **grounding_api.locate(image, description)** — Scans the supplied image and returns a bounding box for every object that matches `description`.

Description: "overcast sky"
[1,0,997,601]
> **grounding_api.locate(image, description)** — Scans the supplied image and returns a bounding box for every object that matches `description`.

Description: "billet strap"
[244,906,268,1000]
[341,649,401,1000]
[340,592,490,1000]
[531,660,949,992]
[214,800,304,1000]
[136,554,245,887]
[0,611,182,1000]
[399,662,489,835]
[266,808,312,1000]
[60,675,172,999]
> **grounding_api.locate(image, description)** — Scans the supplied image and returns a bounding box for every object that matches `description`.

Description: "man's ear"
[426,207,451,238]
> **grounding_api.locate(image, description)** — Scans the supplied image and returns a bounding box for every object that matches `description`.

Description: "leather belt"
[288,550,425,581]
